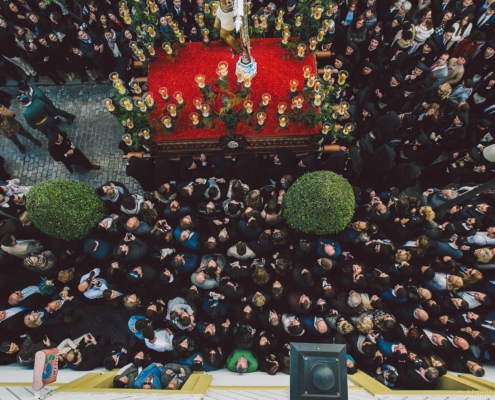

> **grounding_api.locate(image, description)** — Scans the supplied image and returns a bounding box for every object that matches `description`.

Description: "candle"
[109,72,119,82]
[162,43,172,55]
[202,28,209,43]
[297,44,306,58]
[279,116,287,127]
[254,16,259,26]
[278,9,284,17]
[244,100,253,113]
[190,112,199,125]
[113,81,126,95]
[147,26,156,37]
[278,102,287,114]
[136,100,147,112]
[282,31,290,44]
[315,6,323,19]
[275,20,282,31]
[147,44,155,56]
[317,28,324,42]
[244,75,251,88]
[159,87,168,100]
[257,112,266,125]
[130,41,138,52]
[162,116,172,128]
[323,66,332,81]
[303,65,311,79]
[195,74,205,88]
[307,74,316,88]
[211,1,217,16]
[123,13,131,24]
[262,93,271,106]
[296,96,303,108]
[314,81,321,92]
[322,123,331,134]
[132,82,142,94]
[201,104,210,117]
[327,4,333,16]
[167,104,177,117]
[309,37,317,51]
[344,123,354,134]
[193,97,202,109]
[323,20,329,31]
[174,91,183,105]
[338,71,348,85]
[144,93,154,107]
[295,14,302,26]
[120,97,133,111]
[137,51,146,62]
[148,1,158,12]
[237,71,244,83]
[314,94,323,107]
[178,31,185,43]
[123,134,132,145]
[204,2,210,13]
[119,1,128,11]
[197,13,204,27]
[283,24,290,33]
[290,79,298,92]
[126,118,134,129]
[218,61,228,76]
[103,99,115,112]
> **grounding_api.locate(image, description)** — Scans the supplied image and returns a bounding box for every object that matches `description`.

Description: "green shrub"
[282,171,355,235]
[26,179,105,241]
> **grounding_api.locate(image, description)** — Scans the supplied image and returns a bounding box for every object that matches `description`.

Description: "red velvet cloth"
[148,38,317,141]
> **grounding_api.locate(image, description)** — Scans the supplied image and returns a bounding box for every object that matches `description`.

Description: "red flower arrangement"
[148,38,318,141]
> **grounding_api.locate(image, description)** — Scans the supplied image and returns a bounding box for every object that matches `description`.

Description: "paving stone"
[1,84,143,195]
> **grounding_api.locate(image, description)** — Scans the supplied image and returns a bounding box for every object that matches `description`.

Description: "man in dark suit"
[77,29,105,77]
[451,0,476,18]
[48,132,100,173]
[157,0,172,15]
[433,27,455,56]
[67,334,106,371]
[8,286,46,310]
[474,4,495,32]
[171,0,189,28]
[432,0,455,23]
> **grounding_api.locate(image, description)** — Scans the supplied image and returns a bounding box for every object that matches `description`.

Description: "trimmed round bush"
[26,179,105,241]
[283,171,355,235]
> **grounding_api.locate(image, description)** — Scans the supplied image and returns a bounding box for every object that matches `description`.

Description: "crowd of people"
[1,0,495,393]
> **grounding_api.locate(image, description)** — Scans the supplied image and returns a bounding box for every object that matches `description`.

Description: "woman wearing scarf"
[103,28,128,79]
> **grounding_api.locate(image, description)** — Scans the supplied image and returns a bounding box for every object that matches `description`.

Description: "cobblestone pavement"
[1,83,143,194]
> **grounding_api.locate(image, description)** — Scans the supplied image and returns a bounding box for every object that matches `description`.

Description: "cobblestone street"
[1,83,143,194]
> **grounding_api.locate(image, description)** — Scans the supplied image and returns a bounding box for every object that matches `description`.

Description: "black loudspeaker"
[290,343,348,400]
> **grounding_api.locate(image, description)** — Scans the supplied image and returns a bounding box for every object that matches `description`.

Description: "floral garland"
[103,0,354,151]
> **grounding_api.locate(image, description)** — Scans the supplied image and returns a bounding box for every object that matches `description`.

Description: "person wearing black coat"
[126,156,155,192]
[372,71,405,114]
[67,335,106,371]
[113,235,149,264]
[48,132,100,173]
[397,364,439,389]
[25,41,66,85]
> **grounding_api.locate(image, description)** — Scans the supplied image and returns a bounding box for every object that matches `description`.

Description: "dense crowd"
[1,0,495,393]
